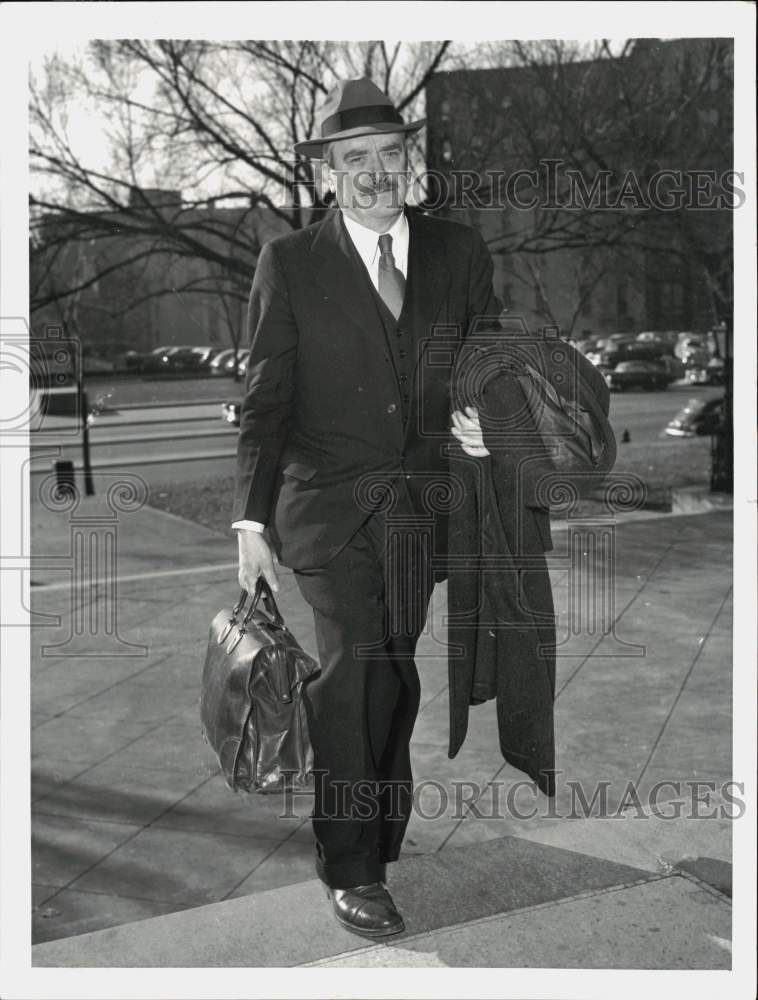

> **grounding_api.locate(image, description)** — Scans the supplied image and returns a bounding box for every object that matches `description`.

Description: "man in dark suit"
[232,78,498,938]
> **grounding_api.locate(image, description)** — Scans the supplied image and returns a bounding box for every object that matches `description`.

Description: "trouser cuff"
[316,856,387,889]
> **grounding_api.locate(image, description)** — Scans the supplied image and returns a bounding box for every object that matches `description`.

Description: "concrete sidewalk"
[28,489,736,969]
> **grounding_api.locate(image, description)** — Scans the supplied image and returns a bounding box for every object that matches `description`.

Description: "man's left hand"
[451,406,490,457]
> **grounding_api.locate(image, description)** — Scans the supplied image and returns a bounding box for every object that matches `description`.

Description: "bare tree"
[30,39,452,333]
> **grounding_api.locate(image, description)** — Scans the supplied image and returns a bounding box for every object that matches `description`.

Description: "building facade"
[424,38,733,341]
[30,188,292,357]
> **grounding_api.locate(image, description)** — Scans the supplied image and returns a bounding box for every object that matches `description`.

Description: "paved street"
[29,376,721,492]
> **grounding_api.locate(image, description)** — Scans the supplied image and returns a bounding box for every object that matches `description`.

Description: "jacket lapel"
[405,208,450,376]
[311,208,384,336]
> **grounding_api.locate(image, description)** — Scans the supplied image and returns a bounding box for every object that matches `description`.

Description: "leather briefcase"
[200,580,320,793]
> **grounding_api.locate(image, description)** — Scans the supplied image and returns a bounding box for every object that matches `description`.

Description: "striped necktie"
[377,233,406,320]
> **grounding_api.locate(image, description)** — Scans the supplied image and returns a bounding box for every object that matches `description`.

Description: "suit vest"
[342,230,418,427]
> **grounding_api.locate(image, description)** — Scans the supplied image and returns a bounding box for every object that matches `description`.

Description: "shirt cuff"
[231,520,265,532]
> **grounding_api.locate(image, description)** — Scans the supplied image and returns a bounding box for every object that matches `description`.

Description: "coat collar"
[311,206,449,341]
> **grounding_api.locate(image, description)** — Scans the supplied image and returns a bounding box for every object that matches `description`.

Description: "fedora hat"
[293,77,425,159]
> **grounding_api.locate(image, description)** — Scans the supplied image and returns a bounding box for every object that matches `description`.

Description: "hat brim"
[293,119,426,159]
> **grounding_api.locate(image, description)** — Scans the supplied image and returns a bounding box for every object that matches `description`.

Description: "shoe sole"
[332,911,406,939]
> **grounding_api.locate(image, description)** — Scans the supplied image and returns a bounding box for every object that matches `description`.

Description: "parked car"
[160,346,224,373]
[598,341,666,369]
[657,354,686,380]
[152,346,196,372]
[585,336,638,365]
[123,346,175,374]
[197,347,227,371]
[571,338,596,355]
[236,350,251,377]
[603,360,672,391]
[665,396,725,437]
[211,349,249,377]
[658,330,683,348]
[674,333,707,361]
[686,357,725,386]
[209,348,239,376]
[221,400,241,426]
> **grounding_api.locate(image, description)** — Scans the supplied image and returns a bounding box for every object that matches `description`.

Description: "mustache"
[352,171,401,188]
[355,177,399,194]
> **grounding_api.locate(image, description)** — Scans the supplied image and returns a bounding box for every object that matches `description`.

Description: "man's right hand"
[237,530,280,594]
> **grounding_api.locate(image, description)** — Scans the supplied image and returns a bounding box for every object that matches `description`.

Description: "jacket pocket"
[282,462,318,482]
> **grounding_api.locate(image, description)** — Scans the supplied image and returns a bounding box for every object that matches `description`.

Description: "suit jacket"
[232,205,502,571]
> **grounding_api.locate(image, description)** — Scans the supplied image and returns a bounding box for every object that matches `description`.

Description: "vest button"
[387,403,397,414]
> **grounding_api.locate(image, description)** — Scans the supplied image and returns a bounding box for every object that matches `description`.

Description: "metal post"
[710,319,733,494]
[80,388,95,496]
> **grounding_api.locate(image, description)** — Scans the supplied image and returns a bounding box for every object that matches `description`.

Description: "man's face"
[327,132,409,230]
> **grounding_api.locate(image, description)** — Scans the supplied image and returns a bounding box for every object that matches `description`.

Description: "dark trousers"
[293,499,434,889]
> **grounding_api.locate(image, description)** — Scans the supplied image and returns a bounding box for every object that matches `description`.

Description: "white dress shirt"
[342,209,409,289]
[232,208,408,534]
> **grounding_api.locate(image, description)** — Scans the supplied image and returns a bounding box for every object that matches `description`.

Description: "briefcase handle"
[234,577,285,630]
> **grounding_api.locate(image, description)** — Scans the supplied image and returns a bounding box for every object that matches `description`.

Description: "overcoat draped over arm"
[447,341,560,798]
[446,333,615,798]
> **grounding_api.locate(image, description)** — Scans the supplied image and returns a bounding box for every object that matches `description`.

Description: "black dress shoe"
[326,881,405,939]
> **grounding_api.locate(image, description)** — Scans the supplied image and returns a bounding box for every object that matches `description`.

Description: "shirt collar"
[341,209,408,268]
